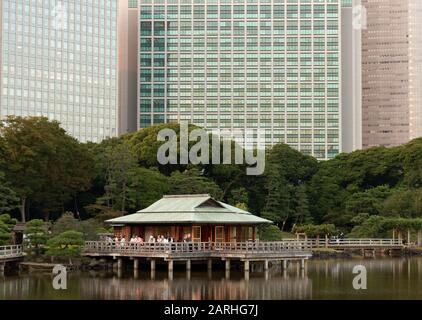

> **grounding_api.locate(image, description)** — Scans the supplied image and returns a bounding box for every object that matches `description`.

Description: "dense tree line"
[1,117,422,242]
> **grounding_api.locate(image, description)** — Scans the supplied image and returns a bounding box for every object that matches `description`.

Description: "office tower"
[0,0,118,143]
[341,0,362,152]
[362,0,422,148]
[137,0,342,160]
[119,0,139,135]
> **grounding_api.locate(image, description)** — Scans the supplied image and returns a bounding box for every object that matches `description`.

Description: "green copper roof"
[106,195,272,225]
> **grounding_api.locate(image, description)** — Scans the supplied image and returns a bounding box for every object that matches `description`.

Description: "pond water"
[1,257,422,300]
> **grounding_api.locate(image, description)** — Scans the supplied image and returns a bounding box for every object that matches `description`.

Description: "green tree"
[293,224,337,238]
[262,163,293,230]
[168,168,223,199]
[45,230,84,264]
[0,214,18,245]
[94,139,137,214]
[382,189,422,218]
[51,212,105,240]
[24,219,49,255]
[0,172,19,214]
[262,144,317,231]
[292,185,312,225]
[0,117,94,221]
[127,167,169,210]
[345,185,393,216]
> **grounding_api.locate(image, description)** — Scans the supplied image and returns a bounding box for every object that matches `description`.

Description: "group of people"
[106,236,144,246]
[148,235,174,243]
[106,233,194,245]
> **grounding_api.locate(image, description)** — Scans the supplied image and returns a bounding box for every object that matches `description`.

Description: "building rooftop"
[106,195,272,225]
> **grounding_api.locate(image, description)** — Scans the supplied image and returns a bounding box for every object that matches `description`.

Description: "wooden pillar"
[150,259,156,272]
[168,260,174,280]
[133,258,139,271]
[0,263,5,277]
[225,260,230,279]
[186,260,191,271]
[282,260,288,270]
[264,260,269,271]
[225,260,231,272]
[325,235,329,248]
[207,259,212,272]
[301,259,305,270]
[244,260,250,272]
[117,258,123,271]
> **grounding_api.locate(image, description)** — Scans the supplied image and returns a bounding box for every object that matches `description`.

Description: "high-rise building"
[137,0,342,160]
[362,0,422,148]
[0,0,119,143]
[341,0,362,152]
[119,0,139,135]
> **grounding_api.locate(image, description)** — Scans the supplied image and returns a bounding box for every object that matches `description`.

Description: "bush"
[45,230,85,264]
[259,225,294,241]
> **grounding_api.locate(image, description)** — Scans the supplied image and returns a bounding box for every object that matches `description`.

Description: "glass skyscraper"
[138,0,341,159]
[0,0,118,143]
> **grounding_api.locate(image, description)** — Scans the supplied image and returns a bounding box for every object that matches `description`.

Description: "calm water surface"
[1,257,422,300]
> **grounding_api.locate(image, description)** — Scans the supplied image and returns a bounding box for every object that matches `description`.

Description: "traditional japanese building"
[106,194,272,243]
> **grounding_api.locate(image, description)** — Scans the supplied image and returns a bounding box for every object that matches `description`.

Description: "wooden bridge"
[282,238,405,250]
[0,245,25,276]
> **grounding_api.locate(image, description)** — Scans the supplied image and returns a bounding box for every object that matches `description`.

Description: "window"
[215,226,224,243]
[192,226,201,243]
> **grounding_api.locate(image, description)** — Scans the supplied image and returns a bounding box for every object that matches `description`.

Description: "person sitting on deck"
[120,237,126,247]
[148,236,155,243]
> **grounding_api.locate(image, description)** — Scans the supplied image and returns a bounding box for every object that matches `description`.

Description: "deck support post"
[244,260,250,272]
[264,260,269,271]
[301,259,305,270]
[225,260,231,279]
[282,260,288,271]
[207,260,213,272]
[134,258,139,271]
[186,260,191,271]
[0,263,4,277]
[225,260,231,272]
[168,260,174,272]
[168,260,174,280]
[117,258,123,271]
[150,259,156,272]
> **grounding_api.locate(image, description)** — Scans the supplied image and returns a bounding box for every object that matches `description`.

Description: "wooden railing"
[0,245,24,259]
[84,241,312,256]
[281,238,404,248]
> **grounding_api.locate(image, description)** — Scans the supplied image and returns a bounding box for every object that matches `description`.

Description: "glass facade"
[0,0,118,143]
[138,0,341,159]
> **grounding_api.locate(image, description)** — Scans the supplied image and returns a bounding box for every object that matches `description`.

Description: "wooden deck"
[0,245,24,276]
[0,245,24,262]
[84,241,313,261]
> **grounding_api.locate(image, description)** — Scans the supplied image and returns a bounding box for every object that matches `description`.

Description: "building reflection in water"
[78,271,313,300]
[1,257,422,300]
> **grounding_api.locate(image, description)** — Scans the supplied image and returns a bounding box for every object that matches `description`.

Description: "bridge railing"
[281,238,404,248]
[84,241,312,256]
[0,245,24,259]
